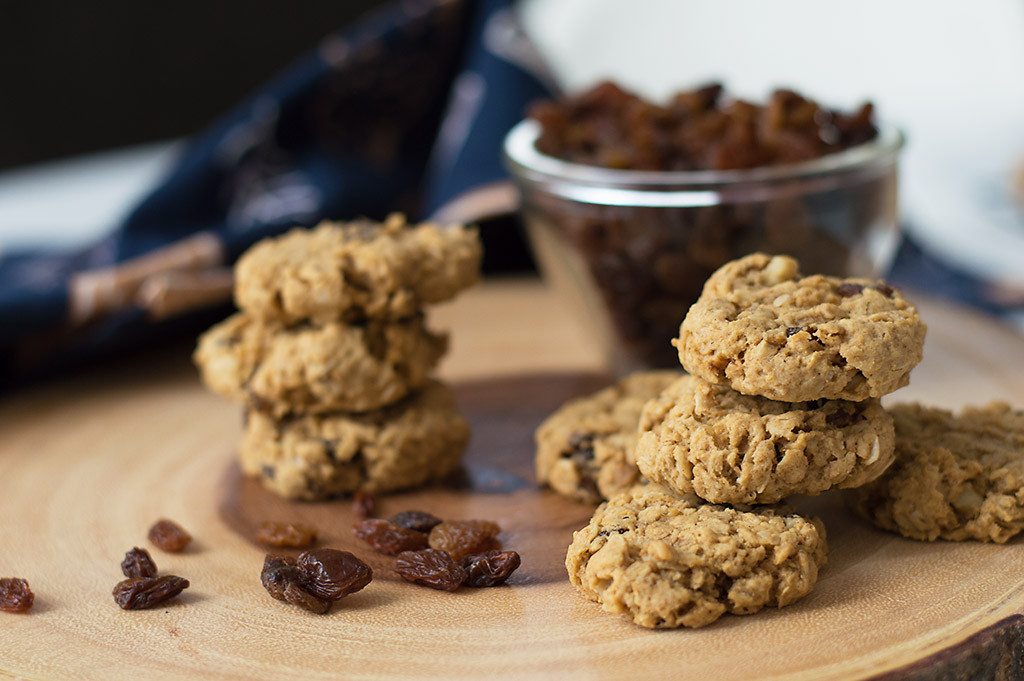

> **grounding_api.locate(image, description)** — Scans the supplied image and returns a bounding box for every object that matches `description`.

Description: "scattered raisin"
[297,549,372,600]
[260,555,330,614]
[353,519,429,555]
[121,547,158,579]
[255,521,318,548]
[838,283,864,297]
[395,549,467,591]
[785,327,803,337]
[0,578,34,612]
[876,282,895,297]
[389,510,443,533]
[353,491,376,519]
[428,520,501,561]
[148,519,191,552]
[112,576,189,610]
[461,551,521,587]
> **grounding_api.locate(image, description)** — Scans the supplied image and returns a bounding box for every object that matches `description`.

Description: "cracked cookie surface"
[240,381,469,500]
[635,375,895,504]
[235,214,481,323]
[675,253,926,402]
[535,371,681,504]
[566,484,827,628]
[194,312,447,416]
[849,402,1024,543]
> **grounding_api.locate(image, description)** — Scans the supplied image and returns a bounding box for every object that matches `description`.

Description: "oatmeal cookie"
[535,371,681,504]
[635,375,895,504]
[566,484,827,628]
[849,402,1024,543]
[240,381,469,500]
[194,312,446,416]
[234,214,481,323]
[675,253,926,402]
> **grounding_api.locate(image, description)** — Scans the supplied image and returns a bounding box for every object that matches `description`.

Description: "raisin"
[260,555,330,614]
[826,407,860,428]
[353,519,428,555]
[428,520,501,561]
[395,549,467,591]
[353,491,376,519]
[112,575,189,610]
[786,327,803,337]
[121,547,158,579]
[876,282,895,297]
[148,519,191,552]
[297,549,372,600]
[597,528,628,537]
[838,283,864,297]
[255,521,318,548]
[461,550,521,587]
[389,510,443,533]
[0,578,34,612]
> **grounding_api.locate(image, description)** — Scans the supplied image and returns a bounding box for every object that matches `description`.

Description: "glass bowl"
[503,119,905,374]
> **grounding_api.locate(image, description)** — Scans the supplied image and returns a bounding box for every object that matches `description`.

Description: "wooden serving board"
[2,280,1024,681]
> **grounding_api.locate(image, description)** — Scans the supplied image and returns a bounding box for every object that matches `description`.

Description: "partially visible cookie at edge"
[240,381,469,501]
[635,375,895,504]
[194,312,447,416]
[849,402,1024,543]
[675,253,927,402]
[535,370,682,504]
[235,214,482,323]
[566,484,827,629]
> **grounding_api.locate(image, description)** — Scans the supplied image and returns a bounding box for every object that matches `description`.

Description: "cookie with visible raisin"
[566,484,827,629]
[635,375,895,504]
[240,381,469,501]
[234,214,481,323]
[534,371,681,504]
[675,253,926,402]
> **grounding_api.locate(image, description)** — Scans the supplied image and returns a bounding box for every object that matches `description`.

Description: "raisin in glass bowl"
[503,119,904,374]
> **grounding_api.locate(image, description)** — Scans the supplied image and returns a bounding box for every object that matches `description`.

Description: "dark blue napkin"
[0,0,550,382]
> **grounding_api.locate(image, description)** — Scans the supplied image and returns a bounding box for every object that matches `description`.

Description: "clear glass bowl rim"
[503,118,905,189]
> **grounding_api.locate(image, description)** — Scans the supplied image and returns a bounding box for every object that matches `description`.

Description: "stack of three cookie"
[194,214,482,501]
[566,253,927,628]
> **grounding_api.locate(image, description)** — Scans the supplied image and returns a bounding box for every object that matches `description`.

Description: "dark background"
[0,0,392,171]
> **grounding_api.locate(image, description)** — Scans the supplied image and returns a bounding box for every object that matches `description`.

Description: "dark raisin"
[428,520,501,561]
[112,575,189,610]
[255,521,317,548]
[121,547,158,579]
[461,550,521,587]
[876,282,895,297]
[598,524,626,536]
[825,408,857,428]
[297,549,372,600]
[148,519,191,552]
[567,432,596,462]
[353,491,376,519]
[261,465,276,480]
[0,578,34,612]
[838,283,864,297]
[389,510,443,533]
[395,549,467,591]
[786,327,803,337]
[353,519,429,555]
[260,555,331,614]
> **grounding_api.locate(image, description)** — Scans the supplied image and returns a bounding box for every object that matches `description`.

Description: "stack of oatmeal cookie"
[565,253,929,629]
[194,214,482,501]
